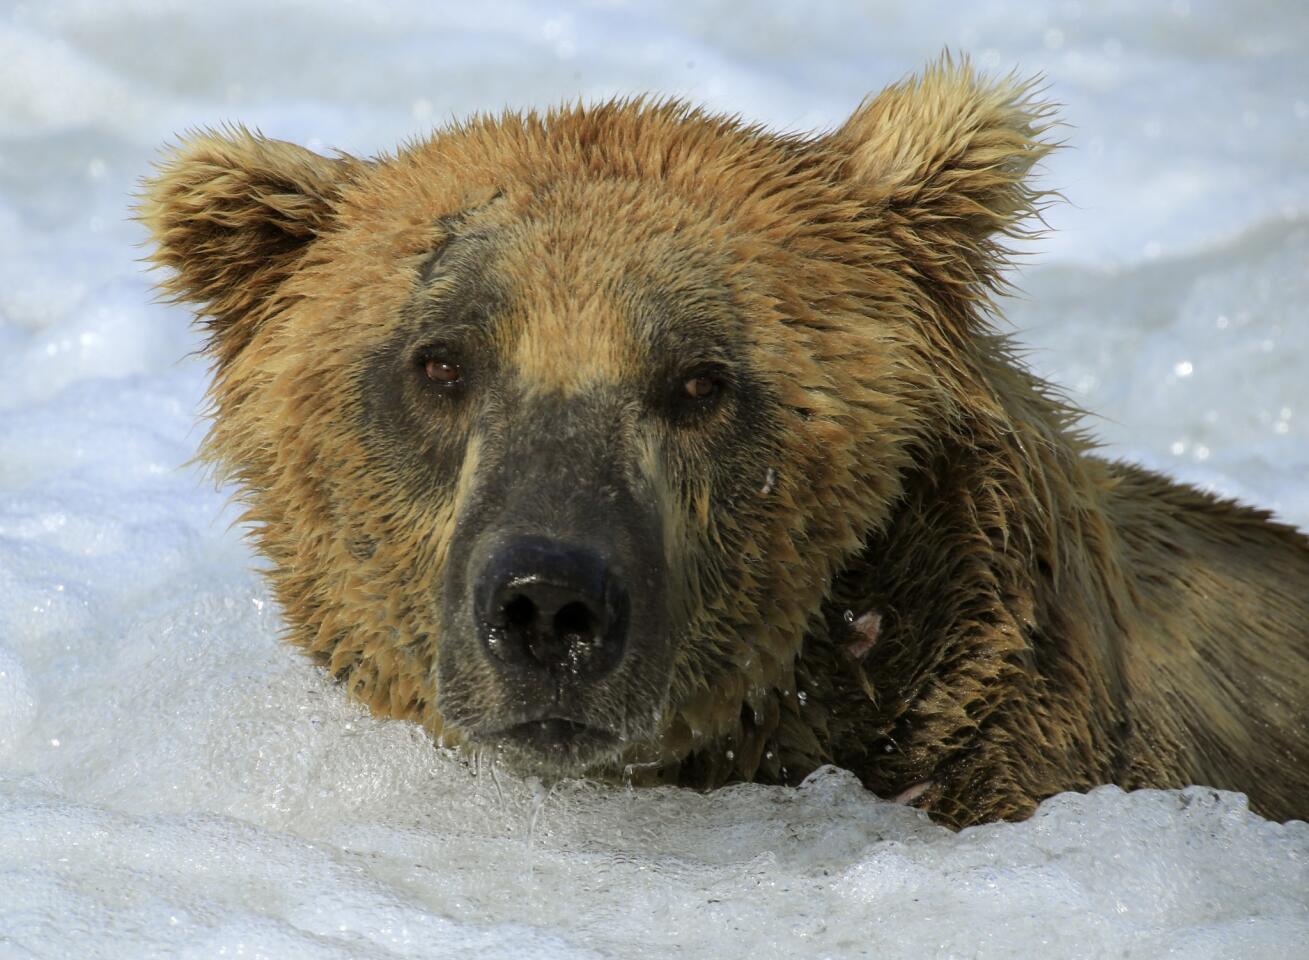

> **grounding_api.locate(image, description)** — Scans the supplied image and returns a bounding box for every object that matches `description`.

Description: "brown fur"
[139,59,1309,826]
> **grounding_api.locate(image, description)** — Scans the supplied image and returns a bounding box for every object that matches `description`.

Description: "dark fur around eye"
[664,364,730,423]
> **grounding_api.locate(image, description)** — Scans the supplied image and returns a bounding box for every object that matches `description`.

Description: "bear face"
[364,167,943,774]
[141,71,1032,773]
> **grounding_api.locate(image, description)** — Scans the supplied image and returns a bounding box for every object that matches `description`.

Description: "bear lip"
[489,715,620,757]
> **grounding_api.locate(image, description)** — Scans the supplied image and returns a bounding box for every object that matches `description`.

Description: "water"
[1,1,1307,957]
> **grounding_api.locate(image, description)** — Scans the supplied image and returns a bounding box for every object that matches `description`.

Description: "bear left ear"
[139,127,358,368]
[824,57,1056,289]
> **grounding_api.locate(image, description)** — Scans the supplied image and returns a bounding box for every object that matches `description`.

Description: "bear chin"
[472,719,628,778]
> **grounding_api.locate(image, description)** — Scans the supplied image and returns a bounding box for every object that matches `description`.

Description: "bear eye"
[421,356,462,386]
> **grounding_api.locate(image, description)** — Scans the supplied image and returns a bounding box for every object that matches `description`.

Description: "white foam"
[0,644,37,758]
[1,1,1307,957]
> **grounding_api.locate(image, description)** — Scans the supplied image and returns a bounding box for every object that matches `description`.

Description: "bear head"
[140,59,1052,782]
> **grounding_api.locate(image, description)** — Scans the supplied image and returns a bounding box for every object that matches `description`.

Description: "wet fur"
[140,59,1309,826]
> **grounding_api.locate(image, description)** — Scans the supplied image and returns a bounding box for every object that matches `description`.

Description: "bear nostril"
[553,601,595,645]
[503,593,538,630]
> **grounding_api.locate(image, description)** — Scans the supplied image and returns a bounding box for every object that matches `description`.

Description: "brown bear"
[140,59,1309,828]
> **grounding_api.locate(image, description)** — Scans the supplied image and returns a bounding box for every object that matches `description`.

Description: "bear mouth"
[481,715,623,770]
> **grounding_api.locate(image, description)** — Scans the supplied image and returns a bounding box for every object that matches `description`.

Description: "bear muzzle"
[435,530,657,770]
[433,390,674,770]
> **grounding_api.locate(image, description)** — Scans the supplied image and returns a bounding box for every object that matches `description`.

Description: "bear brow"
[628,277,741,367]
[417,227,499,288]
[412,236,507,338]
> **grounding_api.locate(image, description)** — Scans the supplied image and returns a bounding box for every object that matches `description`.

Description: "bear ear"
[823,57,1056,290]
[139,127,356,368]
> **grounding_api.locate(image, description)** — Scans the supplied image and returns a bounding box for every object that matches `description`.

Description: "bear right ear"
[139,127,357,368]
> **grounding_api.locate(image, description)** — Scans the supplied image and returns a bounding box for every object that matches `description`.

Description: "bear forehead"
[294,104,886,392]
[338,101,856,264]
[406,198,746,397]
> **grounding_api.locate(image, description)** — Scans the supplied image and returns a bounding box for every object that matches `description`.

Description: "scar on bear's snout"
[759,467,777,497]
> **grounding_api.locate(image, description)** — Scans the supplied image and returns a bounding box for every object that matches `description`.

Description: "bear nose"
[474,536,629,679]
